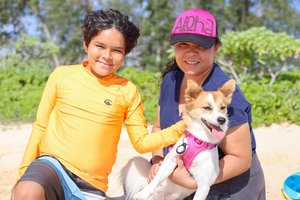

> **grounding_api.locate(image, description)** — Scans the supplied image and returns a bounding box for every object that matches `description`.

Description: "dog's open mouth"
[201,119,226,140]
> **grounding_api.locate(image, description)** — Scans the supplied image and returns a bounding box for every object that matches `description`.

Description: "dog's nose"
[217,117,226,125]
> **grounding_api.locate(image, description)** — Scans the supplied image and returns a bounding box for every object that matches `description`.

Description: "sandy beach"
[1,123,299,199]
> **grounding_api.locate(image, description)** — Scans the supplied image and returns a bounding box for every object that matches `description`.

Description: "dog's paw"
[133,190,152,200]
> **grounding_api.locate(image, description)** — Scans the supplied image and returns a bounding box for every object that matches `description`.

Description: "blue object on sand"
[283,172,300,200]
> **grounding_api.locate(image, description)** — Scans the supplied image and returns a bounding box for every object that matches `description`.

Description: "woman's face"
[83,28,126,78]
[174,42,219,77]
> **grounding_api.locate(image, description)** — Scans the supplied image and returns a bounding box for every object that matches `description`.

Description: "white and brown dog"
[122,79,236,200]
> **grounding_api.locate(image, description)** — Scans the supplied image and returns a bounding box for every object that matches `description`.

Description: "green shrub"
[0,57,51,124]
[240,70,300,127]
[1,61,299,128]
[118,67,160,123]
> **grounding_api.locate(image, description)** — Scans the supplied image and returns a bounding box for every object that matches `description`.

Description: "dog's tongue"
[211,125,225,140]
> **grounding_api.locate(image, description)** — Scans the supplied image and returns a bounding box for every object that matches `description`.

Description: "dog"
[122,79,236,200]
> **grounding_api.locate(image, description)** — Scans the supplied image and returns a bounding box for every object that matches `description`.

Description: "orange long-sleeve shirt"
[18,62,185,192]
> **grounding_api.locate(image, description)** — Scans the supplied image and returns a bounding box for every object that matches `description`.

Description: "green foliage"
[118,67,161,123]
[217,27,300,84]
[220,27,300,65]
[1,63,299,127]
[14,34,60,57]
[0,57,51,124]
[1,2,300,127]
[240,70,300,127]
[118,68,300,127]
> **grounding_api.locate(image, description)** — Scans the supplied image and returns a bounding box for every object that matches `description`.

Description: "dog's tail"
[121,156,151,200]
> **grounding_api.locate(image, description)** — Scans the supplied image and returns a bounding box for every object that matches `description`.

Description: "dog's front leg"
[191,152,219,200]
[133,152,178,200]
[133,138,185,200]
[192,183,211,200]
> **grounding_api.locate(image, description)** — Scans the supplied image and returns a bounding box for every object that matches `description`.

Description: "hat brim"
[170,34,216,49]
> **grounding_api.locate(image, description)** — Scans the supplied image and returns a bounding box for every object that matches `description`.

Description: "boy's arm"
[125,88,185,153]
[18,70,58,179]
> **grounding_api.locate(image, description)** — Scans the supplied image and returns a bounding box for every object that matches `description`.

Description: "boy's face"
[84,28,126,78]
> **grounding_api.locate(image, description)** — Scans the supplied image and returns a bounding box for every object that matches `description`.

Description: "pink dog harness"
[172,131,216,170]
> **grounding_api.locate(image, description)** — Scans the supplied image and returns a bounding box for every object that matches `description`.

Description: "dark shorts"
[18,157,105,200]
[184,152,266,200]
[18,159,64,200]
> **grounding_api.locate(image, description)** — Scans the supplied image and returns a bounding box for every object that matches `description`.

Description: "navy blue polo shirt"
[159,63,256,155]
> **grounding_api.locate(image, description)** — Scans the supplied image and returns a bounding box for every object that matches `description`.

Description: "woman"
[11,9,185,200]
[148,8,266,199]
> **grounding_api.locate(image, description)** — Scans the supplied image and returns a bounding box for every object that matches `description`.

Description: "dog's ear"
[218,79,236,105]
[185,79,202,103]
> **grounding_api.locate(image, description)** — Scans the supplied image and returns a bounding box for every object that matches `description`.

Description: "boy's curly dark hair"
[81,9,140,55]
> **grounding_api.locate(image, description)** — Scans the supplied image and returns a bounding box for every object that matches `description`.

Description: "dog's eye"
[220,106,226,110]
[203,106,212,111]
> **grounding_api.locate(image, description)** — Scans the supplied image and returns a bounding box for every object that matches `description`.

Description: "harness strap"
[182,132,216,170]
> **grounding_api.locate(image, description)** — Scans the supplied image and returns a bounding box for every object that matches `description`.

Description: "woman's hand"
[168,156,197,189]
[148,160,163,183]
[148,155,164,183]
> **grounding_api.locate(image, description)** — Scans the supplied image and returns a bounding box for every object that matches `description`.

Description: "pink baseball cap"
[170,9,218,48]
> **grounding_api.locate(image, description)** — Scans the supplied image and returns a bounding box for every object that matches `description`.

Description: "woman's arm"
[161,123,252,189]
[18,70,58,179]
[215,123,252,184]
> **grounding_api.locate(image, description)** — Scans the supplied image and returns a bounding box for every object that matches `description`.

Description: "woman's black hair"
[81,9,140,55]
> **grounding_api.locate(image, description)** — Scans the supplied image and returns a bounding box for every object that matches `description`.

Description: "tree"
[1,0,300,71]
[138,0,177,70]
[179,0,300,38]
[23,0,93,67]
[259,0,300,38]
[0,0,93,68]
[0,0,27,46]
